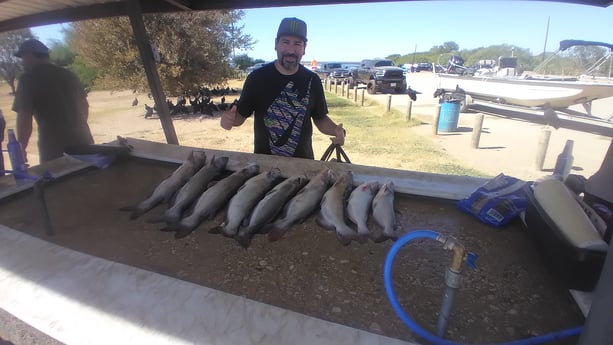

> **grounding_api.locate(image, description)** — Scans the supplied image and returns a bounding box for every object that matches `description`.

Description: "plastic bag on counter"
[456,173,529,227]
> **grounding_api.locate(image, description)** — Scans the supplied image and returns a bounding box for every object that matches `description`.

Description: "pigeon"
[132,97,139,107]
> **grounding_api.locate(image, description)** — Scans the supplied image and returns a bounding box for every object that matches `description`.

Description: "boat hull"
[437,74,613,109]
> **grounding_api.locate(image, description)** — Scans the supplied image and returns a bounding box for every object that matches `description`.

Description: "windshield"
[374,60,394,67]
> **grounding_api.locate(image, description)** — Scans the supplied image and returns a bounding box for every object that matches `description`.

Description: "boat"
[436,40,613,116]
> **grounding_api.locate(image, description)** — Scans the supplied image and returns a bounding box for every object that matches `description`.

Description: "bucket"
[438,101,461,132]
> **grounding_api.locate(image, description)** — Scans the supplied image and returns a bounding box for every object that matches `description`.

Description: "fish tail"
[336,232,354,246]
[374,234,395,243]
[208,226,223,234]
[174,224,196,239]
[235,232,252,249]
[267,222,289,242]
[119,205,135,212]
[146,215,166,224]
[129,207,148,220]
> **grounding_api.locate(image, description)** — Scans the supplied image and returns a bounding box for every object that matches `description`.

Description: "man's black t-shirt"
[236,62,328,159]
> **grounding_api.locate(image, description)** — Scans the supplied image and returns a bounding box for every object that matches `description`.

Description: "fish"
[346,180,380,243]
[235,175,309,248]
[316,170,357,246]
[153,156,228,224]
[372,181,402,242]
[210,168,283,238]
[163,163,260,239]
[267,168,333,242]
[119,150,206,219]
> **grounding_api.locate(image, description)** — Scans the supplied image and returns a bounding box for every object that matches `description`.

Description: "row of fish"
[120,151,402,248]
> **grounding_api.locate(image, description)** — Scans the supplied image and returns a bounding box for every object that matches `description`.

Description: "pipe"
[383,229,583,345]
[436,237,466,337]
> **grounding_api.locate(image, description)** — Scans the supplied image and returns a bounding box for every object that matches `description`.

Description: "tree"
[69,10,253,95]
[0,29,34,94]
[49,39,75,67]
[233,53,254,71]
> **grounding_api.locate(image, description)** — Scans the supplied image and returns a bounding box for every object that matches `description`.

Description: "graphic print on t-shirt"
[264,80,310,156]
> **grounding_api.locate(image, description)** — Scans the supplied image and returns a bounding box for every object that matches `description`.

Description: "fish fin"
[221,227,237,238]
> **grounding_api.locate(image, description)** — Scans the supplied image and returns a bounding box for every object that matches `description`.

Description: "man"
[220,17,345,159]
[12,39,94,163]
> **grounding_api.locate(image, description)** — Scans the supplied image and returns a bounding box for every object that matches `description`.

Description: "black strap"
[320,143,351,164]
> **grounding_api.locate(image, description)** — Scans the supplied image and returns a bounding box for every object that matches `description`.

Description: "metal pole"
[577,239,613,345]
[127,0,178,145]
[432,104,441,135]
[471,114,484,149]
[386,95,392,112]
[535,128,552,171]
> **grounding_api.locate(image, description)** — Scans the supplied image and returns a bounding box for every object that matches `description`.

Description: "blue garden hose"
[383,229,583,345]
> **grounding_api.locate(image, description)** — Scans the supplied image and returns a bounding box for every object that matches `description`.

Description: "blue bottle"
[6,128,28,181]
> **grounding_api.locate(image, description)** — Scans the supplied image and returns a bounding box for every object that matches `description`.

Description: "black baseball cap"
[15,39,49,57]
[277,17,307,42]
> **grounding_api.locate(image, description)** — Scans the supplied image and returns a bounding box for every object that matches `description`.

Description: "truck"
[348,59,406,94]
[313,62,344,80]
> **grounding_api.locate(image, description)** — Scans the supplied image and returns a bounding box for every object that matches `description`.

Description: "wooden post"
[127,0,178,145]
[353,86,358,102]
[386,95,392,112]
[324,78,328,91]
[406,100,413,121]
[341,82,345,97]
[535,128,552,171]
[432,104,441,135]
[360,89,365,106]
[471,114,485,148]
[346,83,351,99]
[335,82,339,95]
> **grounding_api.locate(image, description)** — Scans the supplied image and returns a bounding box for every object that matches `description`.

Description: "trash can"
[438,101,461,132]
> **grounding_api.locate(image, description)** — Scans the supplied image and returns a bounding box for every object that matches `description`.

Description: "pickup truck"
[313,62,344,80]
[348,59,406,94]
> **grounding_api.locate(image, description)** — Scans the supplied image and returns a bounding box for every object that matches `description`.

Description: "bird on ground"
[132,97,139,107]
[543,103,561,129]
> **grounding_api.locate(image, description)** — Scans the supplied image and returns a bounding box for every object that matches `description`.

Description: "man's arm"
[220,105,247,130]
[16,110,33,162]
[313,115,345,146]
[82,96,90,120]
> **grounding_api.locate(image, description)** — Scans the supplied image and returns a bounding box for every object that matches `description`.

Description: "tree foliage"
[69,10,253,95]
[0,28,34,94]
[232,53,254,71]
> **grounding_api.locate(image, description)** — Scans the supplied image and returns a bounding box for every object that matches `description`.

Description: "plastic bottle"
[6,128,28,181]
[553,139,574,180]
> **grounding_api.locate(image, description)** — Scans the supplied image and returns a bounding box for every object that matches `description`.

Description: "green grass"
[324,92,488,177]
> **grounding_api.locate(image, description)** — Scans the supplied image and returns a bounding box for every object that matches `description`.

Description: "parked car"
[415,62,433,72]
[246,62,266,74]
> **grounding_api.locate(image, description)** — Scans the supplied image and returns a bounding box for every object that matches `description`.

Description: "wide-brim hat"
[15,39,49,57]
[277,17,307,42]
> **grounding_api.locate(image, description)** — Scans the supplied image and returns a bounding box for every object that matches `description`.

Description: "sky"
[30,1,613,63]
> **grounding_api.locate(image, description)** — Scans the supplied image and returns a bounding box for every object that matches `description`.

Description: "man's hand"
[330,123,345,146]
[220,105,238,130]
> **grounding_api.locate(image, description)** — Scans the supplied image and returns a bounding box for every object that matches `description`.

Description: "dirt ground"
[0,158,584,344]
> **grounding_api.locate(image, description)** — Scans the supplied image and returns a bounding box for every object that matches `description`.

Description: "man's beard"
[281,54,300,70]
